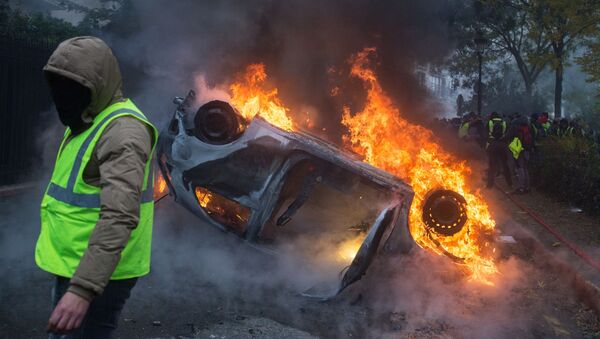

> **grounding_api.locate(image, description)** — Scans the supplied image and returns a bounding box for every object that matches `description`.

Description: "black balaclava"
[45,72,92,135]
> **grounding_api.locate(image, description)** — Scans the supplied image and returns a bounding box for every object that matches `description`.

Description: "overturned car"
[156,90,469,298]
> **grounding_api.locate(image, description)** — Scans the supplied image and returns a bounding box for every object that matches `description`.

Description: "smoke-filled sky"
[90,0,461,136]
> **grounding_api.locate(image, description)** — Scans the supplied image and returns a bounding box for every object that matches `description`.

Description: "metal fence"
[0,35,54,186]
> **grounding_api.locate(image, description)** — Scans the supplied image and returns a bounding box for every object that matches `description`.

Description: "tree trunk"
[477,52,483,116]
[553,41,564,119]
[554,62,563,118]
[524,81,533,114]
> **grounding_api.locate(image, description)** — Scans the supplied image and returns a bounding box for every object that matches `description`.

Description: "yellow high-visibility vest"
[35,99,157,279]
[488,118,507,137]
[459,122,470,139]
[508,137,523,159]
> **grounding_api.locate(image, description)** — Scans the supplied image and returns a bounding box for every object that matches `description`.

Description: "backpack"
[489,119,505,140]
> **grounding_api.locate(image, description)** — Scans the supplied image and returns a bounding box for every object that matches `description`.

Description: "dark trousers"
[49,275,137,339]
[515,150,531,190]
[487,141,512,187]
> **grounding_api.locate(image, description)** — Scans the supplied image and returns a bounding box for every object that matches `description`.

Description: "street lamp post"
[474,33,488,116]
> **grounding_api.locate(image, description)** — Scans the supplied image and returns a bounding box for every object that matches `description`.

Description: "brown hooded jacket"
[44,36,154,300]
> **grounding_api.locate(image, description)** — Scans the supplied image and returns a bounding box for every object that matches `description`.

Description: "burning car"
[156,89,472,298]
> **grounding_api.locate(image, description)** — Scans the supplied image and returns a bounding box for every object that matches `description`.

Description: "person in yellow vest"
[507,116,532,194]
[557,118,572,137]
[35,36,157,337]
[486,112,512,188]
[538,112,551,136]
[458,115,471,140]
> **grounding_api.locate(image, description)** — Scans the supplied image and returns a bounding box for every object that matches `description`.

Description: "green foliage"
[446,1,515,87]
[533,136,600,215]
[0,0,87,44]
[576,31,600,123]
[447,0,553,114]
[527,0,600,116]
[578,38,600,82]
[481,0,552,88]
[71,0,134,36]
[581,109,600,131]
[528,0,600,68]
[449,0,600,117]
[577,32,600,102]
[455,61,550,114]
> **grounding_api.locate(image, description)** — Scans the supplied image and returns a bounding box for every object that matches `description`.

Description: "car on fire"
[156,90,469,298]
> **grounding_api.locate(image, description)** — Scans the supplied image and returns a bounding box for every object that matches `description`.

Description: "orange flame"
[154,173,168,200]
[223,56,497,284]
[337,235,366,263]
[194,186,250,234]
[229,64,294,131]
[341,48,497,284]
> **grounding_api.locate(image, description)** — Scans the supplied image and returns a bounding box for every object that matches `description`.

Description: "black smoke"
[102,0,459,138]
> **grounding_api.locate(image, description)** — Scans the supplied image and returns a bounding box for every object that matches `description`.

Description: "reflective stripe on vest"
[36,99,158,279]
[488,118,506,137]
[45,108,155,208]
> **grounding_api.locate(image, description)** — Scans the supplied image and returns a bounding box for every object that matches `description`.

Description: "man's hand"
[47,291,90,334]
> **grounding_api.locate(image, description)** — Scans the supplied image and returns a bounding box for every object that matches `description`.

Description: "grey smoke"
[101,0,459,138]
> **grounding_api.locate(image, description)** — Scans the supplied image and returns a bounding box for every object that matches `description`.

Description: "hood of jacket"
[44,36,123,122]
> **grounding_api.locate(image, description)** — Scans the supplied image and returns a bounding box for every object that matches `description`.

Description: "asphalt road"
[1,186,600,338]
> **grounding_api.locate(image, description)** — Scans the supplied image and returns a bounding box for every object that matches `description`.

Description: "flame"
[195,186,213,209]
[229,64,294,131]
[194,186,250,234]
[337,235,365,263]
[341,48,497,284]
[222,57,497,283]
[154,173,168,199]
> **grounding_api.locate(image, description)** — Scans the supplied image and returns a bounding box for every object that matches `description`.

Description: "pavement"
[1,182,600,338]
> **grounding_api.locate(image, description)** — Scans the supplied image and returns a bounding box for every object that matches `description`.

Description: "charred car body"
[156,90,468,298]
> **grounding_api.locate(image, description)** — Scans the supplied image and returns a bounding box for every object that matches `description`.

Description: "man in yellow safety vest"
[35,36,157,338]
[486,112,512,188]
[507,116,533,194]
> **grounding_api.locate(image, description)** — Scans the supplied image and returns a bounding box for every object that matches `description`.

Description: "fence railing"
[0,34,55,186]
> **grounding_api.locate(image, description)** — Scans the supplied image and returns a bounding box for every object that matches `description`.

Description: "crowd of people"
[431,111,598,195]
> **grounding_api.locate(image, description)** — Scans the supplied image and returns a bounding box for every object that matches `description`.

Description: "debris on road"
[190,317,317,339]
